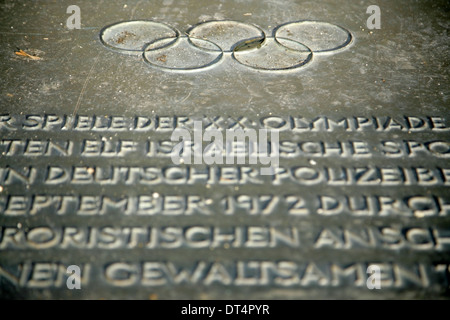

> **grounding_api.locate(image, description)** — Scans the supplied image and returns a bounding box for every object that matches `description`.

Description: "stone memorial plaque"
[0,0,449,299]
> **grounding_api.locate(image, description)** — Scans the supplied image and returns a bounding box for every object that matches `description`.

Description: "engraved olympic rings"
[100,20,353,73]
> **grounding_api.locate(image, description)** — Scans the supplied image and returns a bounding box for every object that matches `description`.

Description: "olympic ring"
[143,36,224,73]
[274,21,353,53]
[187,20,267,53]
[99,20,353,72]
[100,20,180,55]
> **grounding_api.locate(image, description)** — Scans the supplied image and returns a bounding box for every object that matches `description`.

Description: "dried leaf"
[15,49,42,60]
